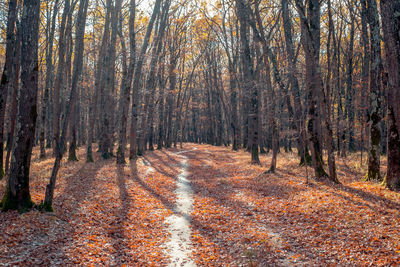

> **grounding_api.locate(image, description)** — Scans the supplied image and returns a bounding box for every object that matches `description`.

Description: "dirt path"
[164,150,196,266]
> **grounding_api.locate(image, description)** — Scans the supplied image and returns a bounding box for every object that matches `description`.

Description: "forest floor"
[0,143,399,266]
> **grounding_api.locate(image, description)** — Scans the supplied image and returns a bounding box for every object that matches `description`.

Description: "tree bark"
[116,0,136,164]
[44,0,89,210]
[52,0,70,156]
[40,0,59,159]
[365,0,383,181]
[236,0,260,164]
[0,0,18,179]
[2,0,40,211]
[129,0,162,159]
[86,0,111,162]
[380,0,400,191]
[295,0,329,179]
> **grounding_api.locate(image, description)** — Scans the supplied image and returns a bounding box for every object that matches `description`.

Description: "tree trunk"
[380,0,400,191]
[44,0,89,210]
[139,1,170,155]
[116,0,136,164]
[0,0,18,179]
[295,0,329,179]
[129,0,162,159]
[52,0,70,156]
[281,0,309,165]
[236,0,260,164]
[365,0,383,181]
[40,0,59,159]
[345,4,355,153]
[86,0,111,162]
[2,0,40,211]
[5,17,21,175]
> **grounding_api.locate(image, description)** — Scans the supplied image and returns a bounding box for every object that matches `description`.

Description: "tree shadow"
[321,181,400,211]
[130,160,175,212]
[143,153,179,179]
[48,153,108,264]
[107,165,133,265]
[54,154,106,217]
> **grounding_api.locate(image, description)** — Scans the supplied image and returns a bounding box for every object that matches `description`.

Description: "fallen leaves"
[0,144,399,266]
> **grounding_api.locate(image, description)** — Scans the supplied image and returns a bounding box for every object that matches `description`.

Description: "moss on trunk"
[2,186,33,212]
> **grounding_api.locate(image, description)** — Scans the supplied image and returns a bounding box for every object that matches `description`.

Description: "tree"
[281,0,309,166]
[40,0,59,159]
[44,0,89,210]
[129,0,162,159]
[236,0,260,164]
[0,0,18,179]
[295,0,338,182]
[52,0,70,156]
[1,0,40,211]
[116,0,136,164]
[380,0,400,191]
[364,0,383,182]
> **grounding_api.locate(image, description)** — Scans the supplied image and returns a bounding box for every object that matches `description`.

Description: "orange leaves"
[1,144,400,265]
[184,143,400,266]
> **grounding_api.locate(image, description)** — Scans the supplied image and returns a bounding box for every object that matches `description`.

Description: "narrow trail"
[164,148,197,266]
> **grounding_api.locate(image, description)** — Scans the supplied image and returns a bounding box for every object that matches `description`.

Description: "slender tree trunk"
[360,0,370,166]
[86,0,110,162]
[139,2,169,155]
[0,0,18,179]
[116,0,136,164]
[323,0,339,183]
[68,92,79,162]
[345,5,356,153]
[281,0,309,165]
[365,0,383,181]
[130,0,162,159]
[295,0,329,179]
[40,0,59,159]
[5,18,21,175]
[236,0,260,164]
[52,0,70,156]
[44,0,89,210]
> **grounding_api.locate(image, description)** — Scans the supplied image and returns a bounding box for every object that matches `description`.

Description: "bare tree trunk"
[295,0,329,179]
[236,0,260,164]
[44,0,89,210]
[157,52,166,150]
[129,0,162,159]
[165,56,178,148]
[380,0,400,191]
[0,0,18,179]
[139,1,170,155]
[345,4,356,153]
[116,0,136,164]
[281,0,309,165]
[86,0,110,162]
[52,0,70,156]
[68,92,79,162]
[5,17,21,175]
[365,0,383,181]
[360,0,370,167]
[2,0,40,211]
[265,56,278,172]
[40,0,59,159]
[323,0,339,183]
